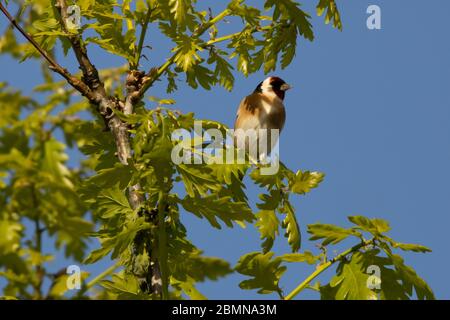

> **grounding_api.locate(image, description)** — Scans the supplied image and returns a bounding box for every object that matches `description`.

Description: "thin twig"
[133,6,153,70]
[30,185,44,299]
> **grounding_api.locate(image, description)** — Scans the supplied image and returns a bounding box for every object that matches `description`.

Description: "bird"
[233,76,292,162]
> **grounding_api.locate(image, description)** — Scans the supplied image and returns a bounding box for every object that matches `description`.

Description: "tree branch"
[132,6,153,70]
[0,0,161,296]
[284,238,376,300]
[52,0,132,166]
[157,191,169,299]
[0,2,95,101]
[53,0,160,295]
[30,185,44,300]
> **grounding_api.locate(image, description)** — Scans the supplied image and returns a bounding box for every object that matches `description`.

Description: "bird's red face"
[254,77,292,100]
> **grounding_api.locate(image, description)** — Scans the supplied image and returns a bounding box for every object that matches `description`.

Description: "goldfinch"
[234,76,292,161]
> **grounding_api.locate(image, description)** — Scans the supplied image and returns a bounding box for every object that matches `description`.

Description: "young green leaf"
[235,252,285,295]
[255,210,280,253]
[180,195,254,229]
[308,223,361,246]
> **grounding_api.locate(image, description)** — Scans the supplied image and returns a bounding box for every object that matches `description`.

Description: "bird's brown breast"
[234,93,286,131]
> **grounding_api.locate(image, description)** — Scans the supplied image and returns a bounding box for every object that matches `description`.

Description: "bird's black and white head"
[254,76,292,100]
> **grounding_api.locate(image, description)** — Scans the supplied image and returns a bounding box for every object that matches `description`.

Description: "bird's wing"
[234,93,262,130]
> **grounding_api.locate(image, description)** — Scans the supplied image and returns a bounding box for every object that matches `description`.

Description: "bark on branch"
[54,0,161,295]
[1,1,162,296]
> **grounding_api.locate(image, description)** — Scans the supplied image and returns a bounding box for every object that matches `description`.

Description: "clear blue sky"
[1,0,449,299]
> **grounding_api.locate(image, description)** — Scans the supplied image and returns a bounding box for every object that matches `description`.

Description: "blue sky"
[1,0,450,299]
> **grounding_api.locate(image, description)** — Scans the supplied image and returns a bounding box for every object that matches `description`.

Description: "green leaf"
[100,271,148,299]
[389,254,435,300]
[316,0,343,31]
[261,0,314,72]
[348,216,391,236]
[171,253,233,283]
[281,251,319,265]
[348,249,410,300]
[40,139,74,189]
[186,65,216,90]
[96,185,134,218]
[289,170,324,194]
[308,223,361,246]
[0,220,23,255]
[177,164,221,197]
[228,0,261,25]
[148,96,176,106]
[172,277,207,300]
[235,252,285,294]
[321,248,434,300]
[84,164,133,190]
[324,251,378,300]
[84,217,151,264]
[173,36,203,71]
[48,272,89,298]
[207,50,235,91]
[169,0,192,30]
[280,200,301,252]
[391,242,432,253]
[265,0,314,41]
[255,210,279,253]
[256,190,282,210]
[180,195,254,229]
[249,163,290,190]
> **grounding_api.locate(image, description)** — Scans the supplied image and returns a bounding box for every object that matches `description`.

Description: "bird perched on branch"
[234,76,292,161]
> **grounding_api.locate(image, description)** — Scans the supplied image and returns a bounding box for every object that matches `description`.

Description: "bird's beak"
[280,83,292,91]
